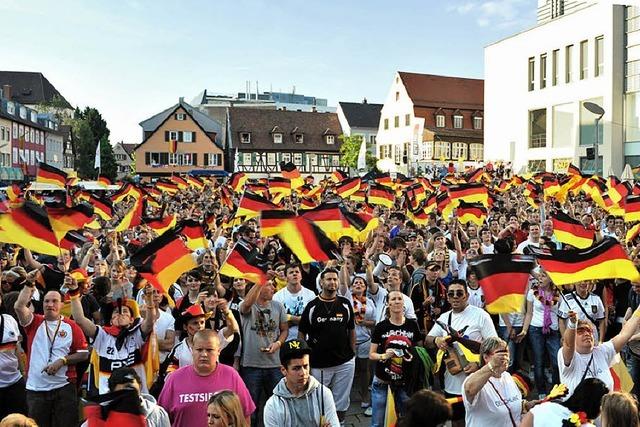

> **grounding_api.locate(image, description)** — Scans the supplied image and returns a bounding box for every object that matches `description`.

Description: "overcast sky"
[0,0,537,144]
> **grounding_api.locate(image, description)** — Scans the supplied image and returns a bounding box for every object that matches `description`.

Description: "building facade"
[135,98,224,178]
[227,108,343,177]
[44,130,64,170]
[376,72,484,175]
[484,2,639,175]
[113,142,136,179]
[336,100,382,157]
[59,125,74,170]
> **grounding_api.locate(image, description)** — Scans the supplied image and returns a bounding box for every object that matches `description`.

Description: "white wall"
[484,2,625,174]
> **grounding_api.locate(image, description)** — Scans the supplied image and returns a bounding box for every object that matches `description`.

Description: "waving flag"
[551,210,594,249]
[176,220,208,251]
[36,163,67,188]
[280,162,304,189]
[46,202,95,243]
[219,241,268,285]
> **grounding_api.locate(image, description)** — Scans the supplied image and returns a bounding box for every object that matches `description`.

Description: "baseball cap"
[279,339,312,365]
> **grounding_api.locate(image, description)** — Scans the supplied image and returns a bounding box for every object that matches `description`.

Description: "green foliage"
[99,136,117,180]
[37,95,71,124]
[70,107,116,180]
[73,120,95,179]
[338,134,377,169]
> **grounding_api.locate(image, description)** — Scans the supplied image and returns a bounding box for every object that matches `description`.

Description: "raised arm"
[561,311,577,366]
[14,273,38,327]
[140,284,157,337]
[612,304,640,353]
[66,275,98,338]
[22,249,43,271]
[218,299,240,339]
[239,280,263,315]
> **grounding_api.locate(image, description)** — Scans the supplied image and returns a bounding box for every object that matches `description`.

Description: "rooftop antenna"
[292,85,296,95]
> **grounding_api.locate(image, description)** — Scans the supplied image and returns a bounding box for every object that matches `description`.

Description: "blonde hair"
[0,413,38,427]
[601,392,640,427]
[208,390,248,427]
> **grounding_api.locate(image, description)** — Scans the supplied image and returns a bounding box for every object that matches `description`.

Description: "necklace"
[318,295,337,318]
[44,317,62,364]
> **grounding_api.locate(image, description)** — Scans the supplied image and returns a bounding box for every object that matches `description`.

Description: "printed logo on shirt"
[494,394,520,407]
[179,392,218,403]
[59,330,67,338]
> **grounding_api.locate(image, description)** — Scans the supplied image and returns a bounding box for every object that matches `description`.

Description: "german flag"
[469,254,535,314]
[229,172,248,193]
[407,205,429,225]
[335,177,361,199]
[236,191,279,218]
[114,198,144,232]
[567,163,581,175]
[299,197,318,210]
[144,186,163,200]
[245,182,269,198]
[268,177,292,196]
[260,210,339,263]
[169,139,178,154]
[97,176,111,188]
[551,211,594,249]
[219,241,267,284]
[456,201,487,226]
[144,214,177,236]
[130,229,197,294]
[330,169,348,183]
[464,167,484,183]
[46,202,95,243]
[436,191,454,218]
[112,183,142,203]
[406,183,426,204]
[625,195,640,223]
[535,238,640,285]
[36,163,67,188]
[627,222,640,243]
[424,193,437,214]
[368,184,395,208]
[219,185,234,210]
[300,183,322,199]
[349,190,367,203]
[186,175,204,190]
[6,184,22,203]
[171,175,189,190]
[374,174,394,188]
[301,203,346,234]
[448,183,488,206]
[156,180,179,195]
[280,162,304,189]
[176,220,208,251]
[609,181,631,205]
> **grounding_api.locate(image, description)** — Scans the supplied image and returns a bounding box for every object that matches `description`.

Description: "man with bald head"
[158,330,255,427]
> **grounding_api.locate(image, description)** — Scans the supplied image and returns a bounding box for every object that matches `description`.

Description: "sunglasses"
[447,290,465,298]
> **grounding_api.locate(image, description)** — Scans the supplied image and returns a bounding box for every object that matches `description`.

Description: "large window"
[552,103,575,148]
[267,153,276,165]
[242,153,252,165]
[552,49,559,86]
[551,0,564,18]
[528,57,535,91]
[595,36,604,77]
[540,53,547,89]
[273,133,283,144]
[469,143,483,161]
[293,153,303,165]
[529,109,547,148]
[451,142,467,161]
[626,92,640,143]
[240,132,251,144]
[580,40,588,80]
[566,45,573,83]
[579,97,604,146]
[580,156,602,175]
[434,140,450,160]
[422,141,433,160]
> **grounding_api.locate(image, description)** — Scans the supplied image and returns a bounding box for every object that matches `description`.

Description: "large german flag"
[627,222,640,243]
[280,162,304,189]
[625,196,640,223]
[535,238,640,285]
[6,184,22,203]
[456,201,487,226]
[155,180,179,195]
[236,191,279,218]
[349,190,367,203]
[551,210,594,249]
[335,177,361,199]
[112,183,143,203]
[229,172,248,193]
[436,191,454,218]
[245,182,269,198]
[300,203,347,234]
[567,163,581,175]
[260,210,339,263]
[36,163,67,188]
[219,241,268,285]
[170,175,189,190]
[299,197,318,210]
[186,175,204,190]
[464,167,484,183]
[268,177,292,197]
[368,184,395,208]
[330,169,348,183]
[469,254,535,314]
[130,229,197,294]
[88,194,113,220]
[144,214,177,236]
[46,202,95,243]
[448,183,488,206]
[114,198,144,232]
[176,220,208,251]
[424,193,437,214]
[407,205,429,226]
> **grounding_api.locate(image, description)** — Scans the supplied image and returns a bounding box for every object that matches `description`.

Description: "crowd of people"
[2,164,640,427]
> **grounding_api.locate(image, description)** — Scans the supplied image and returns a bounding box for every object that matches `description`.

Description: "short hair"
[44,289,64,301]
[600,392,640,427]
[479,336,507,366]
[397,390,452,427]
[320,268,339,280]
[0,414,38,427]
[411,248,426,267]
[562,377,609,420]
[390,237,407,250]
[193,329,221,346]
[284,263,301,275]
[447,279,468,292]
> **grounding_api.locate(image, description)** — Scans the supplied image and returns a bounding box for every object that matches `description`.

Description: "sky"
[0,0,537,145]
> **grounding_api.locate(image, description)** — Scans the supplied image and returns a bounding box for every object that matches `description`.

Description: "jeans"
[26,382,78,427]
[498,325,523,373]
[370,377,409,427]
[528,326,560,395]
[241,366,282,427]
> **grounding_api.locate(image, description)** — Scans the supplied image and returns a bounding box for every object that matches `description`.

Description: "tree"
[73,120,95,179]
[99,135,117,180]
[37,95,72,124]
[71,106,117,179]
[338,134,377,170]
[76,107,110,143]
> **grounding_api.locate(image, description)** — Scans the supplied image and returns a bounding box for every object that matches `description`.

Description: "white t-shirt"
[526,288,559,330]
[171,329,231,368]
[273,286,316,341]
[481,243,494,254]
[427,305,498,394]
[557,340,616,398]
[368,286,416,323]
[154,309,175,361]
[516,239,540,254]
[529,401,595,427]
[0,314,21,387]
[557,292,605,342]
[463,371,522,427]
[467,286,485,309]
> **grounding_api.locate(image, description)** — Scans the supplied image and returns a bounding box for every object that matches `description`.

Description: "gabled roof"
[0,71,72,108]
[338,101,383,128]
[138,98,223,150]
[398,72,483,110]
[228,108,342,152]
[120,143,137,156]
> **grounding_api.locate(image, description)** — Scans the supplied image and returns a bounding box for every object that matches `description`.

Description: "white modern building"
[484,1,639,175]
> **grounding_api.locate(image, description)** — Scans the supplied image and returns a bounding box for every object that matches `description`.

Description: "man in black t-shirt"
[298,268,355,424]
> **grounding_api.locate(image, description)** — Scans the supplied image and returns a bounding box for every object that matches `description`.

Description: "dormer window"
[7,102,14,115]
[19,107,26,120]
[326,135,335,145]
[453,115,463,129]
[295,134,304,144]
[473,117,483,130]
[30,111,37,123]
[273,133,283,144]
[240,132,251,144]
[175,113,186,121]
[436,114,445,128]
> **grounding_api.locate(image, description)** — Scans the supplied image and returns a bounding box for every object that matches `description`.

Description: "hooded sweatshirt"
[263,375,339,427]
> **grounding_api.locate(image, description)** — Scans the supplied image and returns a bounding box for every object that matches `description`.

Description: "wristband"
[487,362,497,374]
[567,319,577,329]
[634,309,640,319]
[61,357,68,366]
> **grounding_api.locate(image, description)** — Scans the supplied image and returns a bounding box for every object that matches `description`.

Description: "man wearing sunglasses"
[425,279,497,427]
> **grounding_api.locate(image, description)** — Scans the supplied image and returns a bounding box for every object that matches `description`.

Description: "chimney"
[179,97,184,103]
[2,84,11,100]
[363,97,368,104]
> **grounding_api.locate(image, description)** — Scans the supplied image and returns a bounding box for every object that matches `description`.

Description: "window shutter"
[145,152,150,165]
[204,153,208,166]
[192,132,196,142]
[160,152,168,165]
[164,131,169,142]
[178,131,183,142]
[192,153,198,166]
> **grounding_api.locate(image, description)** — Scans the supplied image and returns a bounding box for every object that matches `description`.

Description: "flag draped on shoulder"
[551,210,595,249]
[219,241,268,285]
[36,163,67,188]
[535,238,640,285]
[469,254,535,314]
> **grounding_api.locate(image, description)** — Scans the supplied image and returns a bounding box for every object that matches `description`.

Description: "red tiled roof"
[398,72,484,110]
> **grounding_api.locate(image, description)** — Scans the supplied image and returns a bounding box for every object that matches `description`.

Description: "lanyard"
[487,378,517,427]
[44,318,62,364]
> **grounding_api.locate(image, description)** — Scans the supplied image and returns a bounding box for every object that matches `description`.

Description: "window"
[529,108,547,148]
[326,135,335,144]
[25,128,29,143]
[528,160,546,172]
[207,153,222,166]
[30,129,34,143]
[293,153,303,165]
[566,45,573,83]
[12,148,17,164]
[405,114,410,126]
[175,113,186,120]
[169,131,178,141]
[453,115,463,129]
[436,115,445,128]
[553,103,576,148]
[295,134,304,144]
[394,116,399,128]
[434,141,450,160]
[282,153,291,163]
[528,57,535,91]
[30,150,34,165]
[30,111,37,123]
[451,142,468,161]
[183,132,193,143]
[394,145,401,164]
[384,118,389,130]
[369,135,376,145]
[580,156,602,175]
[242,153,252,165]
[422,141,433,160]
[309,154,317,166]
[469,143,483,161]
[473,117,483,130]
[12,123,17,137]
[551,0,564,18]
[273,133,283,144]
[7,102,14,115]
[552,49,559,86]
[240,132,251,144]
[595,36,604,77]
[19,107,26,119]
[580,40,588,80]
[540,53,547,89]
[332,155,340,166]
[169,153,177,165]
[267,153,276,165]
[395,92,399,101]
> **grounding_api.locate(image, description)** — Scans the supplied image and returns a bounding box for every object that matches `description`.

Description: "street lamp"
[583,101,605,176]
